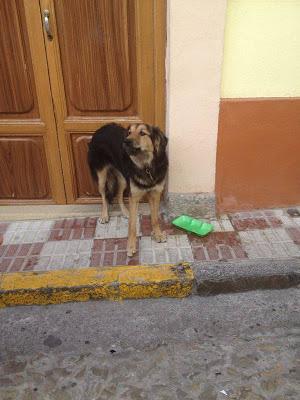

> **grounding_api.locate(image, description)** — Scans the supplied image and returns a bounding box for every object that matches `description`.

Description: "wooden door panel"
[43,0,166,203]
[0,0,66,204]
[0,136,51,199]
[0,0,165,204]
[54,0,135,115]
[71,134,98,198]
[0,0,38,118]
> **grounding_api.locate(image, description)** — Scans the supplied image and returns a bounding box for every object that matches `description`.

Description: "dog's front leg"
[149,190,167,243]
[127,192,143,257]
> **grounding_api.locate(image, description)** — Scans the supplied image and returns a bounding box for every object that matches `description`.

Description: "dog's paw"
[127,246,137,257]
[121,208,129,219]
[152,231,167,243]
[100,215,109,224]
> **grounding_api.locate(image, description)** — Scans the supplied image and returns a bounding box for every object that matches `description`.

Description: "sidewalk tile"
[3,220,53,245]
[95,216,140,239]
[140,235,193,264]
[90,238,139,267]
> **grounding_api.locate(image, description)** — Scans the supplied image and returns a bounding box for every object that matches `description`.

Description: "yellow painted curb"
[0,263,194,307]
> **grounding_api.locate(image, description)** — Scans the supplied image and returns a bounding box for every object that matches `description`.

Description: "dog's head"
[123,123,168,166]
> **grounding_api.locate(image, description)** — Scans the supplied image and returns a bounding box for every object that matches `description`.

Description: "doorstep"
[0,204,150,221]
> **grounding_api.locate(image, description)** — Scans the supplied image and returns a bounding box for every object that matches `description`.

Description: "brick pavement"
[1,207,300,273]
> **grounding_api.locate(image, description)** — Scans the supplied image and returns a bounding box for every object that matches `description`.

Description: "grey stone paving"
[3,220,54,245]
[140,235,194,264]
[94,216,141,239]
[37,240,93,270]
[239,228,300,259]
[210,216,235,232]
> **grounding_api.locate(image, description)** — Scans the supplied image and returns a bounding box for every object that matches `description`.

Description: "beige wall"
[167,0,227,193]
[222,0,300,98]
[217,0,300,213]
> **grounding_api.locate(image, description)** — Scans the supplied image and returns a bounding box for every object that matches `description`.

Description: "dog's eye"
[140,131,148,136]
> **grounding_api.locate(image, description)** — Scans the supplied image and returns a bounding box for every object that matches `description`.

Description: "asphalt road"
[0,287,299,399]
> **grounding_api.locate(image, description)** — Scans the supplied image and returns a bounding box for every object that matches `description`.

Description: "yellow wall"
[221,0,300,98]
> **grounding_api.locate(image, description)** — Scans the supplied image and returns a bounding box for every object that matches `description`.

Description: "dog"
[88,123,168,257]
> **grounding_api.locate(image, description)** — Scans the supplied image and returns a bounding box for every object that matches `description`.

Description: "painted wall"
[216,98,300,212]
[217,0,300,212]
[222,0,300,98]
[167,0,227,193]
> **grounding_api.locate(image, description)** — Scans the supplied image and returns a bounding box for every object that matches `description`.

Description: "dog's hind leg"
[115,171,129,218]
[148,190,167,243]
[97,167,109,223]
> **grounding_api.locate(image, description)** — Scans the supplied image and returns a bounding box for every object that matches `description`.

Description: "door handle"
[43,9,53,41]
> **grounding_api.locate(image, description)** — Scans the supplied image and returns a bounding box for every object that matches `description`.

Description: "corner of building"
[165,0,227,217]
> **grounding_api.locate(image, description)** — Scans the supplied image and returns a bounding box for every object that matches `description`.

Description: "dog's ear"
[152,126,168,153]
[161,132,168,148]
[126,124,132,136]
[151,126,168,155]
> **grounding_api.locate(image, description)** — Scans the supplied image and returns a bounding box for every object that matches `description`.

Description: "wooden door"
[41,0,166,204]
[0,0,65,204]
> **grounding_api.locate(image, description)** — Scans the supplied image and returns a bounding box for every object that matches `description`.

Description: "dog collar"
[145,167,154,181]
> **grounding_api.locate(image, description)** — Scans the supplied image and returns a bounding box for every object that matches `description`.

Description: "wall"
[216,0,300,213]
[167,0,227,193]
[221,0,300,98]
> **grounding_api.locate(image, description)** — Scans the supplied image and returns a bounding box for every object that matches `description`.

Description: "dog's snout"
[124,138,132,145]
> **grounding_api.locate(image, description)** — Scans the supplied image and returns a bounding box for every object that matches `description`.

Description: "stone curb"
[0,263,194,307]
[193,259,300,295]
[1,259,299,307]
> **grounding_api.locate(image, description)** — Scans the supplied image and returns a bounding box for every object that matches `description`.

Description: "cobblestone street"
[0,288,299,399]
[1,333,299,400]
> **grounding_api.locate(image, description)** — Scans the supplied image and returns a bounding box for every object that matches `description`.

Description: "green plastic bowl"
[172,215,213,237]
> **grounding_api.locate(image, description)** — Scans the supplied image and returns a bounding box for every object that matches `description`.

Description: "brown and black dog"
[88,123,168,257]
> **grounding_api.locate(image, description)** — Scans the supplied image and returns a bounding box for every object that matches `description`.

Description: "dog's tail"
[87,147,99,182]
[105,168,118,204]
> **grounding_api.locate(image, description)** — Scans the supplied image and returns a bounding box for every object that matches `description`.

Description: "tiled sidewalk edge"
[194,259,300,296]
[0,263,194,308]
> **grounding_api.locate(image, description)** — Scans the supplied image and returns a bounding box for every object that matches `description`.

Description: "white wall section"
[167,0,227,193]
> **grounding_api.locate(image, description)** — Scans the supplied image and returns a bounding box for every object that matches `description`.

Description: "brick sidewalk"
[1,208,300,273]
